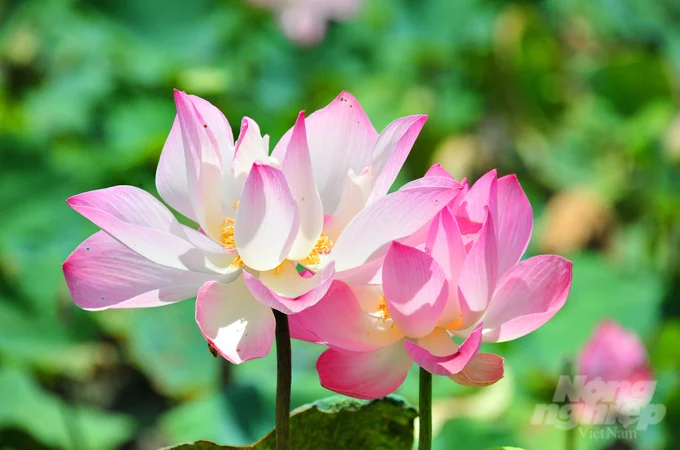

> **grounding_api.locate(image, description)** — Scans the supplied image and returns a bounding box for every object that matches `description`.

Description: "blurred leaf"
[590,52,671,116]
[0,368,135,450]
[124,300,220,399]
[231,340,328,411]
[0,300,115,378]
[164,395,417,450]
[104,97,175,169]
[650,320,680,371]
[434,418,518,450]
[159,393,250,446]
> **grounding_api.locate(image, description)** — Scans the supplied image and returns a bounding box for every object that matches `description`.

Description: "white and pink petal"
[67,186,225,274]
[156,93,234,222]
[232,117,271,183]
[242,261,335,314]
[274,91,379,215]
[63,231,229,310]
[282,111,324,260]
[234,163,300,271]
[330,181,461,274]
[367,115,428,203]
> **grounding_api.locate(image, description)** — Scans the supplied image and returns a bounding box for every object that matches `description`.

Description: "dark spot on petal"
[208,342,219,357]
[86,247,90,251]
[203,124,208,128]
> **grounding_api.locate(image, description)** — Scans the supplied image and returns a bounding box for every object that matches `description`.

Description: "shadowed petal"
[458,211,499,315]
[232,117,270,183]
[282,111,324,260]
[457,169,497,231]
[172,90,226,239]
[496,174,533,276]
[330,181,460,274]
[156,93,234,221]
[272,91,379,215]
[235,163,299,271]
[295,281,403,352]
[367,115,428,203]
[242,262,335,314]
[426,208,467,327]
[449,353,505,387]
[195,278,276,364]
[403,324,483,376]
[382,243,448,338]
[316,342,412,399]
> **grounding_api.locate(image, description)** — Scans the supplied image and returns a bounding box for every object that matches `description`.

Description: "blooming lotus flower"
[295,239,503,399]
[417,166,573,344]
[248,0,361,45]
[63,90,457,364]
[295,166,573,398]
[578,321,655,413]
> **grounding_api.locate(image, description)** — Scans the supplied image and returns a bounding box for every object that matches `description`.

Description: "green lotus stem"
[563,358,576,450]
[419,367,433,450]
[274,309,292,450]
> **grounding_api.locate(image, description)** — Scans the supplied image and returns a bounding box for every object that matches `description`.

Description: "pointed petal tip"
[335,90,360,104]
[65,195,77,207]
[173,88,188,104]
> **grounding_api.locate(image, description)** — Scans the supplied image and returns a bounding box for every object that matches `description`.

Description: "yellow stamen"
[220,217,236,250]
[377,295,391,321]
[445,313,465,330]
[230,254,245,268]
[300,235,334,265]
[273,262,286,275]
[221,199,245,267]
[231,199,239,210]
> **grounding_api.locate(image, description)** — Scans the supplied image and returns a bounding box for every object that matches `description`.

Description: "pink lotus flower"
[248,0,361,45]
[294,166,573,398]
[418,166,573,344]
[578,321,655,413]
[63,90,457,364]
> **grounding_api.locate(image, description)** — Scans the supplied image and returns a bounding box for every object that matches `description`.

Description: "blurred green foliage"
[1,0,679,448]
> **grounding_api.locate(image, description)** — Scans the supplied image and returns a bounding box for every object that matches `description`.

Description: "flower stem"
[563,358,576,450]
[274,309,291,450]
[419,367,433,450]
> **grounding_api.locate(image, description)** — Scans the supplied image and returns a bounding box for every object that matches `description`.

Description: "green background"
[1,0,679,448]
